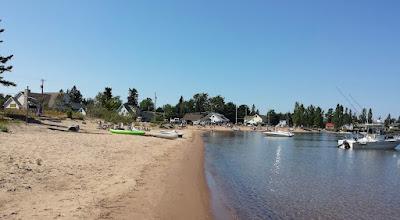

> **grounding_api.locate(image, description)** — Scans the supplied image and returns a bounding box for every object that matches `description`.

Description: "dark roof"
[140,111,162,122]
[122,103,138,114]
[3,96,21,108]
[183,113,205,121]
[260,115,268,122]
[203,112,230,122]
[28,92,61,108]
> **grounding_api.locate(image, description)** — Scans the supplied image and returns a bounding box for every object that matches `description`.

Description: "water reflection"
[204,131,400,220]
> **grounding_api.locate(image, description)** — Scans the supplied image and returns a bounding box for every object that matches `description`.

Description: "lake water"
[204,131,400,220]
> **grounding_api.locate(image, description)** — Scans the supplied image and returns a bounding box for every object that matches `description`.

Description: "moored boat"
[264,130,294,137]
[338,124,400,150]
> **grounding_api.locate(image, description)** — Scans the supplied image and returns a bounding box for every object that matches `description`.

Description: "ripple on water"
[204,132,400,220]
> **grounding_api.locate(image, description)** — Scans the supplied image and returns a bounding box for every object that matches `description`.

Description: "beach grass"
[0,121,8,132]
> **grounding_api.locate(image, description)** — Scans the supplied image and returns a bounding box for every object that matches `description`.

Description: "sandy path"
[0,120,210,219]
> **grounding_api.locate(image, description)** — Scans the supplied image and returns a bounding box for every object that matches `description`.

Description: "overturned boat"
[152,131,179,139]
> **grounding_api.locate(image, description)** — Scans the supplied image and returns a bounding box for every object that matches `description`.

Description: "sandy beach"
[0,120,211,219]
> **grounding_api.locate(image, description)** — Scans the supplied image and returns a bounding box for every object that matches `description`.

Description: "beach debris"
[68,125,80,132]
[160,123,174,129]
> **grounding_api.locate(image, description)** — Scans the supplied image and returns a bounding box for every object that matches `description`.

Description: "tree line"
[50,85,400,128]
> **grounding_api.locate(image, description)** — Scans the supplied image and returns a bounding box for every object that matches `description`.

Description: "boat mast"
[235,105,238,124]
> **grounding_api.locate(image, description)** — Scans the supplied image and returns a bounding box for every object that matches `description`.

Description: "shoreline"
[107,130,212,219]
[0,121,212,219]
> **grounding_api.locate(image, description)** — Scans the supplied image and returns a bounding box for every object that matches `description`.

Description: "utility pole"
[25,86,29,124]
[154,92,157,112]
[40,79,45,115]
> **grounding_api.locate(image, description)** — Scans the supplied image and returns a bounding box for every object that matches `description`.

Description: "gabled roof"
[29,92,60,108]
[204,112,230,122]
[183,113,205,121]
[118,103,138,114]
[3,96,22,108]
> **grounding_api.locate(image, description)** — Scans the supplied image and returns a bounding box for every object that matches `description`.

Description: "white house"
[3,95,23,109]
[117,103,140,117]
[244,114,264,125]
[202,112,230,124]
[3,90,43,109]
[78,107,87,116]
[276,120,288,127]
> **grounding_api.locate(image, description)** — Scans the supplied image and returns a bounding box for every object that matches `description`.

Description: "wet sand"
[0,120,211,219]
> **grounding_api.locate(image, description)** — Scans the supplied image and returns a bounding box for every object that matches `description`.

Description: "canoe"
[110,129,145,135]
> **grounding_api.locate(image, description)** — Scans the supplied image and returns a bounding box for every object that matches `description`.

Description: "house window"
[10,103,17,108]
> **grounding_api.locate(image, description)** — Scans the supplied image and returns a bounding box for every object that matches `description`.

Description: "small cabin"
[325,122,335,131]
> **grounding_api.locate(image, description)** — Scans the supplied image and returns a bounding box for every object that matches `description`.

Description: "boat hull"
[338,139,400,150]
[153,133,179,139]
[110,129,145,135]
[264,131,294,137]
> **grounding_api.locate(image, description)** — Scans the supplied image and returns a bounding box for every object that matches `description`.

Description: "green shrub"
[66,110,73,119]
[86,105,135,124]
[0,123,8,132]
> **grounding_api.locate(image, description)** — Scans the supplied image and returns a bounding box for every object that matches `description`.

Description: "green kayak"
[110,129,145,135]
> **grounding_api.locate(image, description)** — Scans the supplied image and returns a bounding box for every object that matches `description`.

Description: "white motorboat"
[338,124,400,150]
[264,130,294,137]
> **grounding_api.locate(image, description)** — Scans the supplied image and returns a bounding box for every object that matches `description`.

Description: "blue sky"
[1,0,399,118]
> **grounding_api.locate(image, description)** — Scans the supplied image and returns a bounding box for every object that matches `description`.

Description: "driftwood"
[68,125,80,132]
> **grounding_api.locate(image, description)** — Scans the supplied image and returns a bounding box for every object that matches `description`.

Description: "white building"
[117,103,140,117]
[244,114,264,125]
[202,112,230,124]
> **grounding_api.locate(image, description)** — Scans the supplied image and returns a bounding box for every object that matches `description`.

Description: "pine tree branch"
[0,79,16,87]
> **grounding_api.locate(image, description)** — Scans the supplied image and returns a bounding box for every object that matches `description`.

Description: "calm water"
[204,131,400,220]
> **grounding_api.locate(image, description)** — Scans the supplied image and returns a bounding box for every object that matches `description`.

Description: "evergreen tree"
[177,96,184,117]
[292,102,302,126]
[127,88,139,106]
[250,104,256,115]
[368,108,373,123]
[67,85,83,103]
[306,105,315,127]
[359,108,367,123]
[0,20,15,87]
[95,87,121,111]
[313,107,324,128]
[384,114,392,128]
